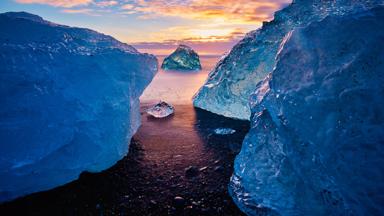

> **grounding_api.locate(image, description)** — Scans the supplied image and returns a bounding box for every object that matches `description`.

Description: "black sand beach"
[0,104,249,215]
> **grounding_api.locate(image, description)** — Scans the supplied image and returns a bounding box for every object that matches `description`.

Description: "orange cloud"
[95,0,118,7]
[14,0,292,48]
[129,0,291,24]
[133,39,240,56]
[15,0,92,7]
[120,0,291,45]
[121,4,135,10]
[61,8,95,14]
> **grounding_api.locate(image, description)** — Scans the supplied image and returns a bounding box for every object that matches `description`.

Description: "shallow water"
[141,56,220,104]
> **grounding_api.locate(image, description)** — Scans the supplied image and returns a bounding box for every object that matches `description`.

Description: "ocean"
[140,55,221,105]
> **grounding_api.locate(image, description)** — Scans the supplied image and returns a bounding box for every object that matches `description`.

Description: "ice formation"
[161,44,202,71]
[230,6,384,215]
[146,101,175,118]
[0,12,158,202]
[193,0,383,120]
[214,128,236,135]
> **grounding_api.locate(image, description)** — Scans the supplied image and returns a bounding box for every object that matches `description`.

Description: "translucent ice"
[230,6,384,215]
[214,128,236,135]
[161,44,202,71]
[193,0,383,120]
[146,101,175,118]
[0,12,158,202]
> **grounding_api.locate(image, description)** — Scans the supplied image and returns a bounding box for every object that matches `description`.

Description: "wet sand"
[0,104,249,215]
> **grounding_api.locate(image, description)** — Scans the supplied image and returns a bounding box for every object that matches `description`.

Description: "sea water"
[140,55,220,104]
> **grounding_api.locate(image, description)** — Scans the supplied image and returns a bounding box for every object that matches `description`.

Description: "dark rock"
[173,196,185,208]
[185,166,199,178]
[214,166,224,172]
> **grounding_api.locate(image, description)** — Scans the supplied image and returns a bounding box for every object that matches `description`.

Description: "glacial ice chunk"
[214,128,236,135]
[193,0,383,120]
[0,12,158,202]
[161,44,202,71]
[146,101,175,118]
[230,6,384,215]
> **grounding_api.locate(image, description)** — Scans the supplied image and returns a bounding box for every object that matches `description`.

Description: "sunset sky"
[0,0,291,55]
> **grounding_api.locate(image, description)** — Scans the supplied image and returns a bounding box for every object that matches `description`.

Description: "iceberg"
[0,12,158,202]
[193,0,383,120]
[161,44,202,71]
[230,6,384,215]
[146,101,174,118]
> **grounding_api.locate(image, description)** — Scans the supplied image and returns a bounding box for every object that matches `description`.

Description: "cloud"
[135,23,247,45]
[14,0,292,49]
[15,0,291,24]
[61,8,95,14]
[132,37,241,56]
[126,0,291,24]
[15,0,93,8]
[122,0,291,46]
[121,4,134,10]
[95,0,118,7]
[131,26,247,55]
[175,28,245,42]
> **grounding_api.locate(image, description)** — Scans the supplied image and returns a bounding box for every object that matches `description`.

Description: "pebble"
[173,196,185,208]
[214,165,224,172]
[185,166,199,178]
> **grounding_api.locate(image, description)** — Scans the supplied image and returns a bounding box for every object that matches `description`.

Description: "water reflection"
[194,107,250,157]
[137,103,248,175]
[133,104,249,215]
[137,104,207,170]
[140,56,220,104]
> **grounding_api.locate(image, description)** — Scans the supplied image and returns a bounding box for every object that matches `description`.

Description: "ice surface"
[214,128,236,135]
[161,44,202,71]
[0,12,158,202]
[146,101,175,118]
[193,0,383,120]
[230,6,384,215]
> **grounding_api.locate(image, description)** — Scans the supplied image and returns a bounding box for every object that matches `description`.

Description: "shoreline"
[0,104,249,215]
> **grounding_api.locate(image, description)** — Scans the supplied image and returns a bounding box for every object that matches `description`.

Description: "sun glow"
[191,29,233,39]
[7,0,292,54]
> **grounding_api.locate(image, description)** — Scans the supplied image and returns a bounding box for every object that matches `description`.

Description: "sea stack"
[161,44,202,71]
